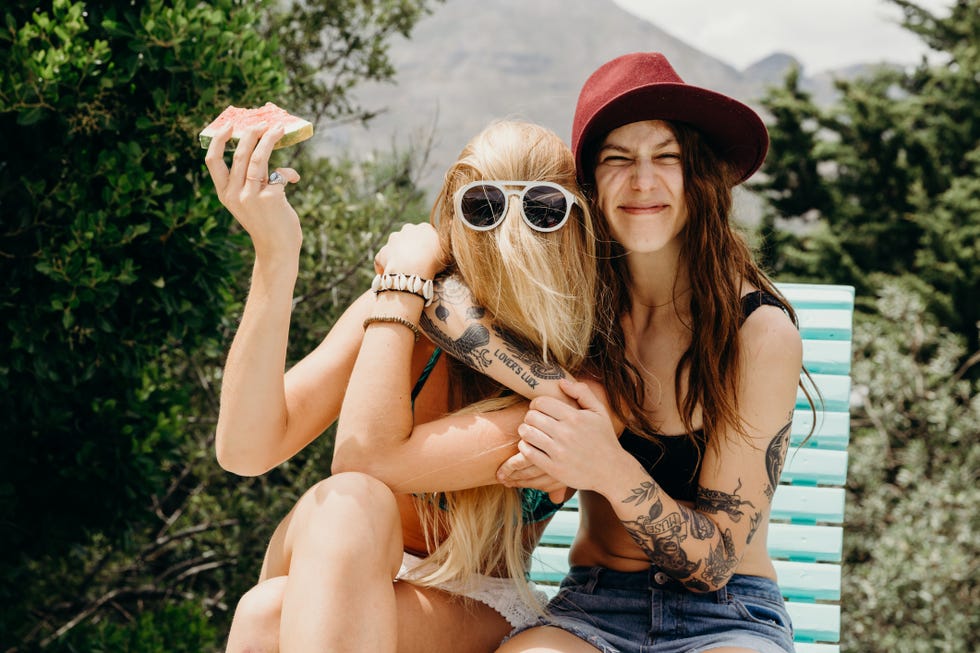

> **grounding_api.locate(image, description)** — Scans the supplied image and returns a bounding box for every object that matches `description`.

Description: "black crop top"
[619,290,789,502]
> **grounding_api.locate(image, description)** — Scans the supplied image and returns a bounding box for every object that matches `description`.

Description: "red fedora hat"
[572,52,769,184]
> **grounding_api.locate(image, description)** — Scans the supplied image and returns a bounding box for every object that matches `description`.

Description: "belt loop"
[586,565,602,592]
[715,584,728,603]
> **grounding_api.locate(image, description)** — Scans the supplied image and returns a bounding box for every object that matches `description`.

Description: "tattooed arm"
[515,305,802,591]
[421,272,573,401]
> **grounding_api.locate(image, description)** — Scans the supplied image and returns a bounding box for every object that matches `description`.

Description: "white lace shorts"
[396,552,548,628]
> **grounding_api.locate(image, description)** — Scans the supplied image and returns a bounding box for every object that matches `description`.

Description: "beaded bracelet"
[362,315,420,342]
[371,272,434,306]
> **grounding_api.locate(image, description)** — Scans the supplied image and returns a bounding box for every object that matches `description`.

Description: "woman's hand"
[204,123,303,258]
[495,451,570,504]
[500,378,626,493]
[374,222,446,279]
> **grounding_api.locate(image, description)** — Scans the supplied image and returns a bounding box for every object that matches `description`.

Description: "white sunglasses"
[453,180,579,233]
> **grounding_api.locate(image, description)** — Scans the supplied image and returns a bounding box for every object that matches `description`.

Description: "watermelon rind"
[198,103,314,151]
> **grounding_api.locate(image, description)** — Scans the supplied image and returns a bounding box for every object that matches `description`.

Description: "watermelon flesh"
[199,102,314,151]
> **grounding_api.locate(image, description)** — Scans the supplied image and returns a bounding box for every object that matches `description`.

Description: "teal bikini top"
[411,348,564,524]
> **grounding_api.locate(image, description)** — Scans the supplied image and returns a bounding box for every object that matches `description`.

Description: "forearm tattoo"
[619,419,796,589]
[764,419,792,498]
[620,476,759,591]
[419,274,566,392]
[420,276,493,372]
[492,325,566,389]
[695,479,755,522]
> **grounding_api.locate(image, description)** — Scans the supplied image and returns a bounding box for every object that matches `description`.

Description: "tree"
[754,2,980,650]
[843,281,979,652]
[0,0,437,648]
[753,0,980,350]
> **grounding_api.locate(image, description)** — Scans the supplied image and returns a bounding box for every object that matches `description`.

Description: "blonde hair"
[409,120,597,608]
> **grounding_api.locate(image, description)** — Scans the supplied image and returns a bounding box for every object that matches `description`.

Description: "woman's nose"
[630,160,658,191]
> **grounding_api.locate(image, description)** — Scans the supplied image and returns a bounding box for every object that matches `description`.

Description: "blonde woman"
[205,119,607,653]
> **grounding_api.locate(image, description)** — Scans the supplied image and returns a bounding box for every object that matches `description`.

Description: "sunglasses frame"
[453,180,579,233]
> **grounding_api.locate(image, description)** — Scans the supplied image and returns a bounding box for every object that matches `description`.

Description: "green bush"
[1,0,436,648]
[1,0,283,566]
[843,282,979,652]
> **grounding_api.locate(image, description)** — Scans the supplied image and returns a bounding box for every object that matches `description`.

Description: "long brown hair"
[589,121,799,449]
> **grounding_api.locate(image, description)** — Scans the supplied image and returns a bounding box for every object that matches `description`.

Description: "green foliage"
[754,3,980,649]
[1,0,284,568]
[1,0,436,649]
[843,282,979,651]
[60,602,219,653]
[753,0,980,349]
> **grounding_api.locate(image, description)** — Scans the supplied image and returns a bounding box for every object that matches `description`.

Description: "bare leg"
[224,577,287,653]
[263,472,406,653]
[393,581,513,653]
[495,625,602,652]
[229,472,520,653]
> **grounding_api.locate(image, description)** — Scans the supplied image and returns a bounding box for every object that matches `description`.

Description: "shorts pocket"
[729,593,793,633]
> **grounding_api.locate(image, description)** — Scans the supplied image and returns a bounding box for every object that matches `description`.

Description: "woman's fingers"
[229,123,266,187]
[204,124,234,191]
[245,125,286,186]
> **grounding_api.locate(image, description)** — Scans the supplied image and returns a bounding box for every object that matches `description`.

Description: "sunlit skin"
[594,120,688,253]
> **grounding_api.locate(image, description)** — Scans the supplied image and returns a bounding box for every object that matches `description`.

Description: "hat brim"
[576,83,769,184]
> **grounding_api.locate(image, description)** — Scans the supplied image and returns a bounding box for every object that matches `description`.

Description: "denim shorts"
[504,565,795,653]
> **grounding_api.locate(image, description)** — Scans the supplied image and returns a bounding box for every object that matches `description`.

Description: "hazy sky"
[611,0,953,73]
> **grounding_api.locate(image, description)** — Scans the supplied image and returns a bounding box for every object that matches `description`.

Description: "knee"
[293,472,403,551]
[229,577,286,641]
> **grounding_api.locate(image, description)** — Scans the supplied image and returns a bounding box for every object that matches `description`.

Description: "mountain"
[312,0,845,198]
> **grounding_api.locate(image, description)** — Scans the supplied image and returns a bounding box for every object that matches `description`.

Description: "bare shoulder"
[739,302,801,358]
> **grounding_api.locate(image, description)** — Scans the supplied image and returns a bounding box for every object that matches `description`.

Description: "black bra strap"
[740,290,788,322]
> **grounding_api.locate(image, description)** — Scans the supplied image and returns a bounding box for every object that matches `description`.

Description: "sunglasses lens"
[460,184,506,228]
[523,185,570,231]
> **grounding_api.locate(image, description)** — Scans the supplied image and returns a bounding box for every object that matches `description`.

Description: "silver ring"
[268,171,286,185]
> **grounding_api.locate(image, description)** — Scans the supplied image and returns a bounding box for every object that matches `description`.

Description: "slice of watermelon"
[199,102,314,151]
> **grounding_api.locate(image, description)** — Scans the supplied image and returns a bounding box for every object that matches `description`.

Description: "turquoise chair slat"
[777,282,855,310]
[771,485,846,524]
[786,601,841,643]
[772,560,842,601]
[795,644,840,653]
[796,308,855,341]
[797,374,851,412]
[529,546,574,585]
[791,410,851,450]
[526,283,854,648]
[536,509,578,547]
[781,448,849,487]
[801,339,853,375]
[767,524,843,562]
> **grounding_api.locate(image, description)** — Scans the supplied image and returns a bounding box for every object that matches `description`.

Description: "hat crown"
[572,53,684,161]
[571,52,769,185]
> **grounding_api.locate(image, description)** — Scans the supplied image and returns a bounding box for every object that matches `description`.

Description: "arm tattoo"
[764,419,792,498]
[622,508,702,581]
[419,276,493,372]
[620,482,702,583]
[623,481,659,506]
[493,325,566,386]
[420,311,492,372]
[746,510,763,544]
[419,274,566,392]
[701,528,739,587]
[695,479,755,522]
[619,434,783,589]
